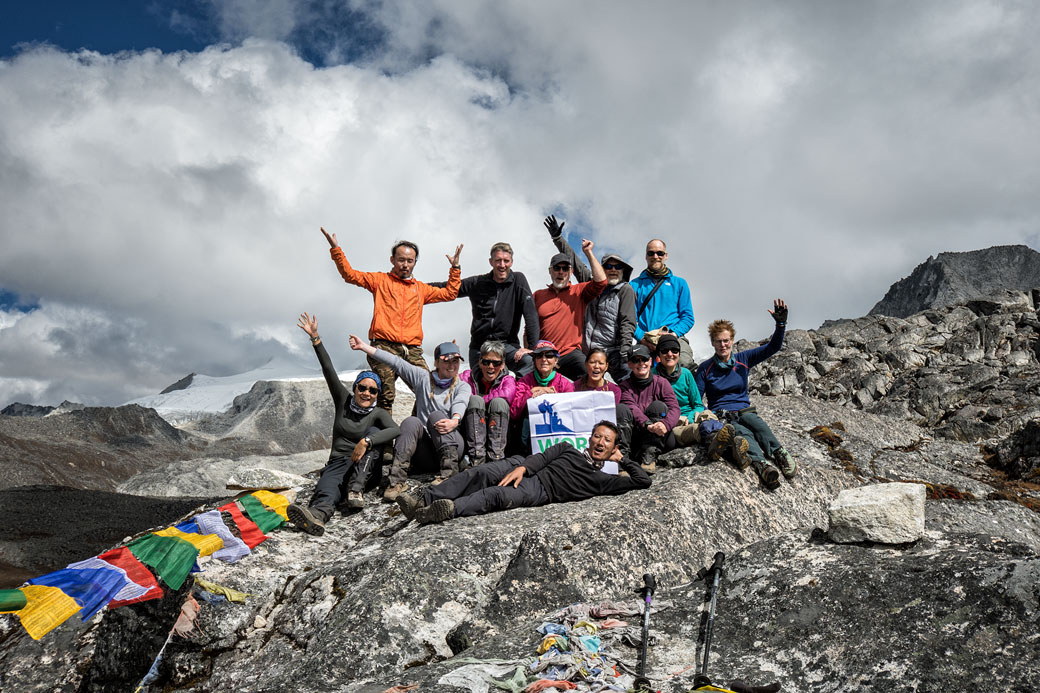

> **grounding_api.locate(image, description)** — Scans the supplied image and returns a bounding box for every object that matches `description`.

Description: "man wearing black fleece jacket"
[396,421,650,524]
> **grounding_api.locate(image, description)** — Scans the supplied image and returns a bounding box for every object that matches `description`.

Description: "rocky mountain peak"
[869,244,1040,318]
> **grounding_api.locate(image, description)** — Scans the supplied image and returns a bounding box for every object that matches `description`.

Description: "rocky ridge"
[751,289,1040,447]
[868,244,1040,318]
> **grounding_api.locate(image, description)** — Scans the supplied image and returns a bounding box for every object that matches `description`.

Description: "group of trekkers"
[286,217,797,536]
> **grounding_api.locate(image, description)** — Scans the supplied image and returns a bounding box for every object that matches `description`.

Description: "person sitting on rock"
[287,313,401,536]
[395,421,650,525]
[510,340,575,451]
[618,344,680,474]
[460,340,516,466]
[349,334,472,501]
[574,348,633,455]
[694,299,797,490]
[654,333,709,448]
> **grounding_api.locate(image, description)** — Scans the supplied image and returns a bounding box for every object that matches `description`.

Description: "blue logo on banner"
[534,399,574,435]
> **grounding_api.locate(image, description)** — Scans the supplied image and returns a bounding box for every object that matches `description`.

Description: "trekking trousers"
[368,339,428,414]
[462,395,510,465]
[422,457,550,518]
[731,411,782,461]
[388,413,463,486]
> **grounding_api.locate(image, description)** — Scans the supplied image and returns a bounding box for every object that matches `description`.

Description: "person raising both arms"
[320,226,463,414]
[286,313,401,536]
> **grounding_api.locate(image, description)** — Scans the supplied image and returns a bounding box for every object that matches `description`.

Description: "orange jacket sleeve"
[419,266,461,304]
[330,247,382,293]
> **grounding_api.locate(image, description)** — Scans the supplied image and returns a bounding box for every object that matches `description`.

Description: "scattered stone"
[828,482,927,544]
[227,467,308,491]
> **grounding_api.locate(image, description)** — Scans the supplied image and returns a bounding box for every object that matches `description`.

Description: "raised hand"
[544,215,564,238]
[769,298,788,325]
[348,334,366,351]
[581,238,595,255]
[297,312,319,339]
[320,227,339,248]
[446,244,463,268]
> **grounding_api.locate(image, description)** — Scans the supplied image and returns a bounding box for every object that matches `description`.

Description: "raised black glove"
[771,300,788,325]
[543,214,564,238]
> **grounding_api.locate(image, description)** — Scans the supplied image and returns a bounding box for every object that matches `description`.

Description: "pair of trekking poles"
[632,554,780,693]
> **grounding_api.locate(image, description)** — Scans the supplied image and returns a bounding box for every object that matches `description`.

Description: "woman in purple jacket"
[460,340,517,465]
[618,344,680,474]
[575,348,633,454]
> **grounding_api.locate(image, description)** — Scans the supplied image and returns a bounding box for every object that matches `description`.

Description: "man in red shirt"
[533,217,607,379]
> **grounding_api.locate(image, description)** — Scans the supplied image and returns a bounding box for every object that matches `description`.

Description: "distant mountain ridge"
[869,244,1040,318]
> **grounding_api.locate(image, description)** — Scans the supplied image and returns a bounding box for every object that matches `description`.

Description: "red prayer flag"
[98,546,162,607]
[218,501,267,549]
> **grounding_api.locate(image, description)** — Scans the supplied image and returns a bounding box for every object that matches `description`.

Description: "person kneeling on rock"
[694,299,797,490]
[288,313,402,536]
[396,421,650,525]
[350,334,472,500]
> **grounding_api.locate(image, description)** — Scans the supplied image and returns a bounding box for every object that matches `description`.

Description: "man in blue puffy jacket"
[630,239,695,369]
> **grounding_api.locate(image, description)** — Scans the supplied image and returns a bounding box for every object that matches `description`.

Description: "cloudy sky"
[1,1,1038,406]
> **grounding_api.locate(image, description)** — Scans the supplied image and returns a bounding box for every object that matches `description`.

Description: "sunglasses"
[603,262,624,270]
[629,357,651,364]
[552,264,571,271]
[533,352,558,359]
[355,384,380,395]
[659,347,680,355]
[646,250,666,257]
[480,358,503,367]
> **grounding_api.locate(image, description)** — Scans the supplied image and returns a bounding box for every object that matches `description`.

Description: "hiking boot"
[287,504,326,537]
[383,482,408,502]
[707,424,735,461]
[396,492,424,520]
[345,491,364,510]
[772,447,798,478]
[439,446,461,476]
[730,435,751,470]
[415,498,455,525]
[750,458,781,490]
[639,446,659,475]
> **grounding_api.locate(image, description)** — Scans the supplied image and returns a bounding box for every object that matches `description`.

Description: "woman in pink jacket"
[460,341,517,465]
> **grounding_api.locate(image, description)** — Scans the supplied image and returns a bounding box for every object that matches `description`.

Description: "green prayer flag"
[128,534,199,590]
[0,588,28,612]
[239,495,284,533]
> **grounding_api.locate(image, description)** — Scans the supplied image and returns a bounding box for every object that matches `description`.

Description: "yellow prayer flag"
[194,577,252,604]
[154,527,224,557]
[251,490,290,520]
[14,585,81,640]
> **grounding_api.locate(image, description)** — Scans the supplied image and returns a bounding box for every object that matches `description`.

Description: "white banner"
[528,391,617,455]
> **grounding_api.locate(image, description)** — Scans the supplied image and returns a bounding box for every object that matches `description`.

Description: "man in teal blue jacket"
[631,239,695,369]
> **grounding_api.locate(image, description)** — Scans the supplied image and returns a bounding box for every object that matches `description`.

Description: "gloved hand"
[770,298,788,326]
[543,214,564,238]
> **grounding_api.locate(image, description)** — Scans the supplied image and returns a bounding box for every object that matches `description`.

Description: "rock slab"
[828,481,926,544]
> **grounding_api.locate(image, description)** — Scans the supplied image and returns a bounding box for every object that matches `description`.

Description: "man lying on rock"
[694,299,797,490]
[395,421,651,525]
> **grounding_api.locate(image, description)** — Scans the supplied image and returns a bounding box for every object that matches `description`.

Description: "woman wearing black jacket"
[287,312,401,536]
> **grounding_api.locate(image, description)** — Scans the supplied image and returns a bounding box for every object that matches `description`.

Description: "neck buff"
[583,449,605,470]
[655,364,680,384]
[533,369,557,387]
[713,354,735,369]
[349,397,375,416]
[431,372,454,389]
[630,373,652,389]
[646,264,669,278]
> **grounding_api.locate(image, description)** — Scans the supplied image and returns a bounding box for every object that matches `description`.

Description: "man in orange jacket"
[321,227,463,413]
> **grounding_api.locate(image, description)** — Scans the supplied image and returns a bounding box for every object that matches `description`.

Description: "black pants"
[422,457,550,518]
[309,429,383,517]
[556,350,587,380]
[619,400,676,458]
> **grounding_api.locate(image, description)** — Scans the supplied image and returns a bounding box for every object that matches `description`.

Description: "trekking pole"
[693,552,725,689]
[633,572,656,692]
